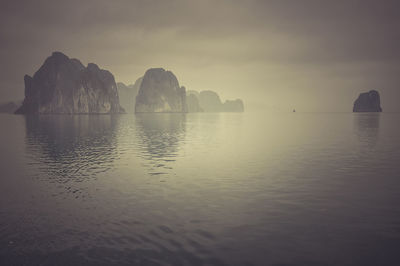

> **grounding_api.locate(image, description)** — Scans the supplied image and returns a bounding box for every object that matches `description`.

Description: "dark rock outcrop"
[117,77,142,113]
[353,90,382,112]
[15,52,124,114]
[0,102,20,113]
[222,99,244,112]
[135,68,187,113]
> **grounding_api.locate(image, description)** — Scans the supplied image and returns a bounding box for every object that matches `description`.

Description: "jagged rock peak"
[144,68,177,81]
[50,51,69,61]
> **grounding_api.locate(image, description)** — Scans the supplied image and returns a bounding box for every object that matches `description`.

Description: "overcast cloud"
[1,0,399,111]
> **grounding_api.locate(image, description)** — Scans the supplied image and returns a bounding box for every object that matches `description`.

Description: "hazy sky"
[1,0,399,111]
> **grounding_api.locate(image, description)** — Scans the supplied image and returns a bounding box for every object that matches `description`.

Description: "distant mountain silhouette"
[187,90,244,112]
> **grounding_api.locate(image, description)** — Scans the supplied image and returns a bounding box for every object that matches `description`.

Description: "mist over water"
[1,112,400,265]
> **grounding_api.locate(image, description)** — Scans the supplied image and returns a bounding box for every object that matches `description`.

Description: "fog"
[1,0,399,112]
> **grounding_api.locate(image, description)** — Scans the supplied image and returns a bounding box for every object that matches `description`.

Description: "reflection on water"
[354,113,380,148]
[1,113,400,265]
[25,115,120,183]
[135,113,186,176]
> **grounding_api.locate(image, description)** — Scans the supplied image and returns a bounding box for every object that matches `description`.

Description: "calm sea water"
[0,112,399,266]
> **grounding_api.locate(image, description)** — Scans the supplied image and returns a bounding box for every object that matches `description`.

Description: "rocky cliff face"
[353,90,382,112]
[135,68,187,113]
[117,77,142,113]
[15,52,124,114]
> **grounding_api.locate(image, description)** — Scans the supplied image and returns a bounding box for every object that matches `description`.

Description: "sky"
[0,0,399,112]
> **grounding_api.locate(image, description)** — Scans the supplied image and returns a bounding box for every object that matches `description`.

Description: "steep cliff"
[135,68,187,113]
[15,52,124,114]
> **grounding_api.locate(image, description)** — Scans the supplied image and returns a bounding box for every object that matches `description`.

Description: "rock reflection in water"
[353,113,380,149]
[134,113,186,176]
[24,115,121,183]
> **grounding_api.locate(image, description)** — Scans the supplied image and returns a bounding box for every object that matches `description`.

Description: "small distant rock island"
[353,90,382,112]
[15,52,124,114]
[188,90,244,112]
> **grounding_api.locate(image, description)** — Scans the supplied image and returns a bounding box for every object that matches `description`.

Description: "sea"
[0,112,399,266]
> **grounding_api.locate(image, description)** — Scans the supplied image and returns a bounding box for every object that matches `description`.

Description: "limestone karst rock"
[135,68,187,113]
[190,90,245,112]
[353,90,382,112]
[117,77,142,113]
[15,52,124,114]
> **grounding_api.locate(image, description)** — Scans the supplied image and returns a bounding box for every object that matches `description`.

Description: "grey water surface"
[0,112,399,266]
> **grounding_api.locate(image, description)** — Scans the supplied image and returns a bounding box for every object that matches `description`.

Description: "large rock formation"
[15,52,124,114]
[135,68,187,113]
[353,90,382,112]
[222,99,244,112]
[117,77,142,113]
